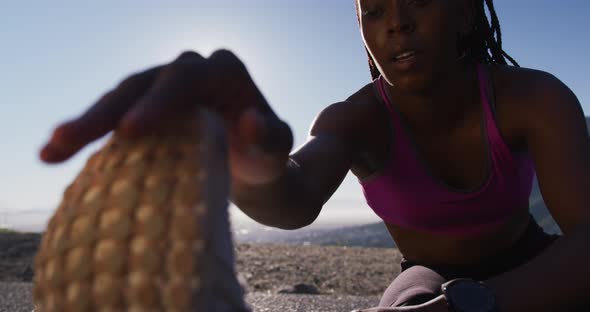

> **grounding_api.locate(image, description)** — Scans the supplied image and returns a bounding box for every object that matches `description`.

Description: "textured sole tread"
[33,111,216,311]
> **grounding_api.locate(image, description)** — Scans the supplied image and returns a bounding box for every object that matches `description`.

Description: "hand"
[351,295,449,312]
[40,50,293,185]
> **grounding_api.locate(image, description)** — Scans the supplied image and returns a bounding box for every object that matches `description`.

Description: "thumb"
[237,107,292,156]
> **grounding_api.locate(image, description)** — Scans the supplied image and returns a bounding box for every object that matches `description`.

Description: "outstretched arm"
[231,100,363,229]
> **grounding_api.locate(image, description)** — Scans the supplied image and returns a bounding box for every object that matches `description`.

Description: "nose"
[388,2,416,35]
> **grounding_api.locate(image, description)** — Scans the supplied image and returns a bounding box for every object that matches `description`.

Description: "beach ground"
[0,282,381,312]
[0,232,400,311]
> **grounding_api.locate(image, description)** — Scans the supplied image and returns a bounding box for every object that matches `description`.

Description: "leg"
[379,265,447,307]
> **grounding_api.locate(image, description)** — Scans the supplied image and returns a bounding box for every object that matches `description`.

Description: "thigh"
[379,265,447,307]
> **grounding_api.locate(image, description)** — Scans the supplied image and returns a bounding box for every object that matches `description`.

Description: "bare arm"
[230,101,362,230]
[485,70,590,311]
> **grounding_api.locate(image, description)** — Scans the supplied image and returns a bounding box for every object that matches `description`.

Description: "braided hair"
[354,0,519,80]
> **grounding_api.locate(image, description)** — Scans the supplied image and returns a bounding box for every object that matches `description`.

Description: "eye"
[362,7,384,18]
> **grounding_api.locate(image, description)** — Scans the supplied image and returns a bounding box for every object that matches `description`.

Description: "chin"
[382,71,436,94]
[378,54,456,94]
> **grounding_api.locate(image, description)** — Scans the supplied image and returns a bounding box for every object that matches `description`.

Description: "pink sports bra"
[358,64,535,236]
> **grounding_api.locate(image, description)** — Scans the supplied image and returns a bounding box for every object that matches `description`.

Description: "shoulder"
[489,64,583,135]
[309,82,377,138]
[489,64,578,112]
[490,65,573,100]
[307,81,382,163]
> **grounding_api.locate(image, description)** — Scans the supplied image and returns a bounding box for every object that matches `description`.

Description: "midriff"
[385,207,531,266]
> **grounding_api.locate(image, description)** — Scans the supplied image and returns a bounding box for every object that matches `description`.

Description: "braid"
[355,0,519,81]
[469,0,519,67]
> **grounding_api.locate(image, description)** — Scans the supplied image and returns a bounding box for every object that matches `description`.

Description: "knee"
[379,266,447,307]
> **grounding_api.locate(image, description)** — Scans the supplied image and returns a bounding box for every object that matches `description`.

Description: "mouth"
[391,50,417,62]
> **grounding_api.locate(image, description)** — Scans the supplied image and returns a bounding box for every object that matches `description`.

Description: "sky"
[1,1,589,232]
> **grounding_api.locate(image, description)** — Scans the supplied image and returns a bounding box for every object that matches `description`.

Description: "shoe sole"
[32,109,229,311]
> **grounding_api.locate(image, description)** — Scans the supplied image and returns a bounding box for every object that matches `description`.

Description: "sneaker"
[33,108,250,311]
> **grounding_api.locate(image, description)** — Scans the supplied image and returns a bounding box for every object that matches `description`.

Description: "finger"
[235,108,292,156]
[206,49,272,123]
[225,108,293,185]
[40,65,163,163]
[259,115,293,155]
[120,49,269,137]
[119,50,209,136]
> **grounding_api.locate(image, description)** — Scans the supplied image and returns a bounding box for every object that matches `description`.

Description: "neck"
[385,62,481,133]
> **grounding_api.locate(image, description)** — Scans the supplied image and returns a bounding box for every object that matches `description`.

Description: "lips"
[391,50,417,62]
[388,48,420,71]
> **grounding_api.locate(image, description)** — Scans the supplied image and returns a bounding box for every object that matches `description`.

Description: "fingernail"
[119,110,144,138]
[122,107,141,125]
[243,107,265,128]
[39,143,67,163]
[39,144,53,160]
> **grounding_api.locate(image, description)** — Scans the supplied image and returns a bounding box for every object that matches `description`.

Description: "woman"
[40,0,590,311]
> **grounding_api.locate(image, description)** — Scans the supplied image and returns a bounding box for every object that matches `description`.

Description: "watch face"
[447,280,495,312]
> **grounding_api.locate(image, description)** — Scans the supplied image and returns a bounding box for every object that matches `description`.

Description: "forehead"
[356,0,464,7]
[355,0,467,18]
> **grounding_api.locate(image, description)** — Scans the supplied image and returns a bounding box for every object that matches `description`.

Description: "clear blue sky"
[1,1,589,231]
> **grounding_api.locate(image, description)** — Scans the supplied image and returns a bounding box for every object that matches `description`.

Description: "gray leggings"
[380,215,561,307]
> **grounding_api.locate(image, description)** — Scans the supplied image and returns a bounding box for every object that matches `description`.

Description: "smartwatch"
[441,278,498,312]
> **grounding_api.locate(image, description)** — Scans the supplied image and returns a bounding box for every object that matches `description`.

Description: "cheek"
[429,11,461,52]
[373,28,387,48]
[361,25,386,59]
[416,19,458,63]
[360,26,372,49]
